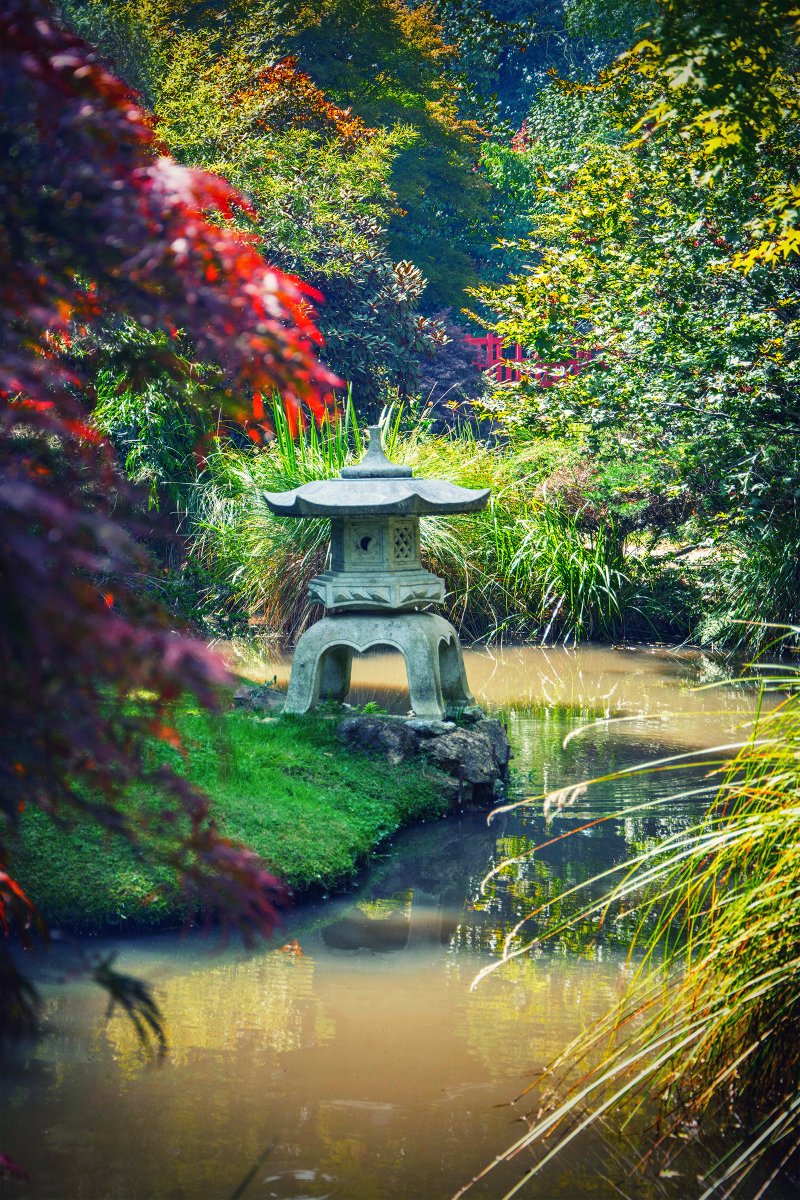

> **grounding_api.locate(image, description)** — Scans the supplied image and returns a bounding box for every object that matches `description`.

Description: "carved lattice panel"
[392,523,415,562]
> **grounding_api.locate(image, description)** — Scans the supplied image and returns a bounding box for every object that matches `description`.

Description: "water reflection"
[228,642,758,752]
[3,646,789,1200]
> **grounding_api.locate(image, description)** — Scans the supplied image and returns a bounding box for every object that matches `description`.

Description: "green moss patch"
[13,710,449,933]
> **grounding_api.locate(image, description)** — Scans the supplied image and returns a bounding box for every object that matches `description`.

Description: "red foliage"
[0,0,340,1007]
[1,12,338,410]
[0,1153,30,1184]
[232,56,375,150]
[0,869,44,946]
[510,118,531,153]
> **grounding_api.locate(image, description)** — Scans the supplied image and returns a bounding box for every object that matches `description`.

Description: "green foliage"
[66,0,494,315]
[699,523,800,654]
[473,44,800,647]
[431,0,636,123]
[508,505,636,643]
[61,0,447,415]
[626,1,799,159]
[472,656,800,1197]
[91,322,218,508]
[612,1,800,268]
[14,706,448,930]
[258,0,495,307]
[427,0,526,124]
[564,0,654,44]
[474,72,620,286]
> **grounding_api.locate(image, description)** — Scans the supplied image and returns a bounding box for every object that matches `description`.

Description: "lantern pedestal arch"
[283,611,475,719]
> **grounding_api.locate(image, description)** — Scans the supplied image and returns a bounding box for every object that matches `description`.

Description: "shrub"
[699,522,800,655]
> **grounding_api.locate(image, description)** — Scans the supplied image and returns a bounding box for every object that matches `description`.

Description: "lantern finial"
[340,423,413,479]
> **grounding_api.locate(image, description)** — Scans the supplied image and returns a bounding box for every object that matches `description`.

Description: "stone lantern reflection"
[263,425,489,719]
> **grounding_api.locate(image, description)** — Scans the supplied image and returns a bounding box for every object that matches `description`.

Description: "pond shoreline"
[14,710,459,936]
[16,641,764,937]
[8,646,791,1200]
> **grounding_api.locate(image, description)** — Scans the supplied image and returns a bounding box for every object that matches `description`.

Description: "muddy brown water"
[3,646,791,1200]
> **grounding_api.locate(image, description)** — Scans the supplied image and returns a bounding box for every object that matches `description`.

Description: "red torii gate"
[463,332,590,385]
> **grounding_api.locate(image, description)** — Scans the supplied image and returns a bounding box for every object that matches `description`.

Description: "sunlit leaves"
[97,4,446,412]
[614,1,800,263]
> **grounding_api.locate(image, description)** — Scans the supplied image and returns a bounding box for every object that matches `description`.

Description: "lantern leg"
[283,623,328,714]
[396,619,446,720]
[438,633,476,715]
[404,653,445,720]
[284,623,355,712]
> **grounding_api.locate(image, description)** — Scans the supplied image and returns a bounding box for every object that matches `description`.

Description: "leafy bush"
[508,505,637,643]
[62,0,453,412]
[91,322,219,508]
[470,8,800,645]
[699,522,800,655]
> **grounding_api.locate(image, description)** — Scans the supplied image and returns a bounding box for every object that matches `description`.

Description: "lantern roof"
[263,425,490,518]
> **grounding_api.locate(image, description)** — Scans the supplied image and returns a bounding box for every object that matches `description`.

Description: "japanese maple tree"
[0,0,336,1031]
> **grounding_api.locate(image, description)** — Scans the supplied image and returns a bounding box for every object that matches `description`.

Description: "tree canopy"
[472,0,800,647]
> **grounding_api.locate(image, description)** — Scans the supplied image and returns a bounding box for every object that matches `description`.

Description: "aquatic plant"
[508,505,637,644]
[460,650,800,1199]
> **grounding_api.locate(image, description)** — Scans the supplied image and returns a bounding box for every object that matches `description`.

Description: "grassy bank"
[13,709,449,934]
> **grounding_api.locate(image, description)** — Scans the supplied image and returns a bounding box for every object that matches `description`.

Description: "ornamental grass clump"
[188,397,362,639]
[700,523,800,656]
[188,397,647,645]
[508,504,637,644]
[461,653,800,1199]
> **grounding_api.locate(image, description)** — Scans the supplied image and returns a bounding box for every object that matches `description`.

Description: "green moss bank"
[13,710,450,934]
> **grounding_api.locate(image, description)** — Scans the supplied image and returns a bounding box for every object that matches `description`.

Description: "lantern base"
[308,567,445,612]
[284,611,476,721]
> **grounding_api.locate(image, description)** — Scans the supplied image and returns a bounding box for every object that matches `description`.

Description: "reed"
[187,397,645,646]
[460,650,800,1199]
[701,522,800,655]
[187,397,361,640]
[508,504,637,644]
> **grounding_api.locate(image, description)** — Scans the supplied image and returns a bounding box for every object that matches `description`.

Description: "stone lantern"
[263,426,489,719]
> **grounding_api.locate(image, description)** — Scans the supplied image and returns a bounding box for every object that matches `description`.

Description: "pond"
[3,646,789,1200]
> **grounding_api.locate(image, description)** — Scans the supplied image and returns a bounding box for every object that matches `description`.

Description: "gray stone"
[432,774,462,806]
[232,684,286,713]
[458,705,486,724]
[283,611,476,720]
[422,729,495,785]
[335,713,511,809]
[262,425,489,721]
[337,716,419,766]
[262,425,489,517]
[403,719,456,736]
[475,718,513,774]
